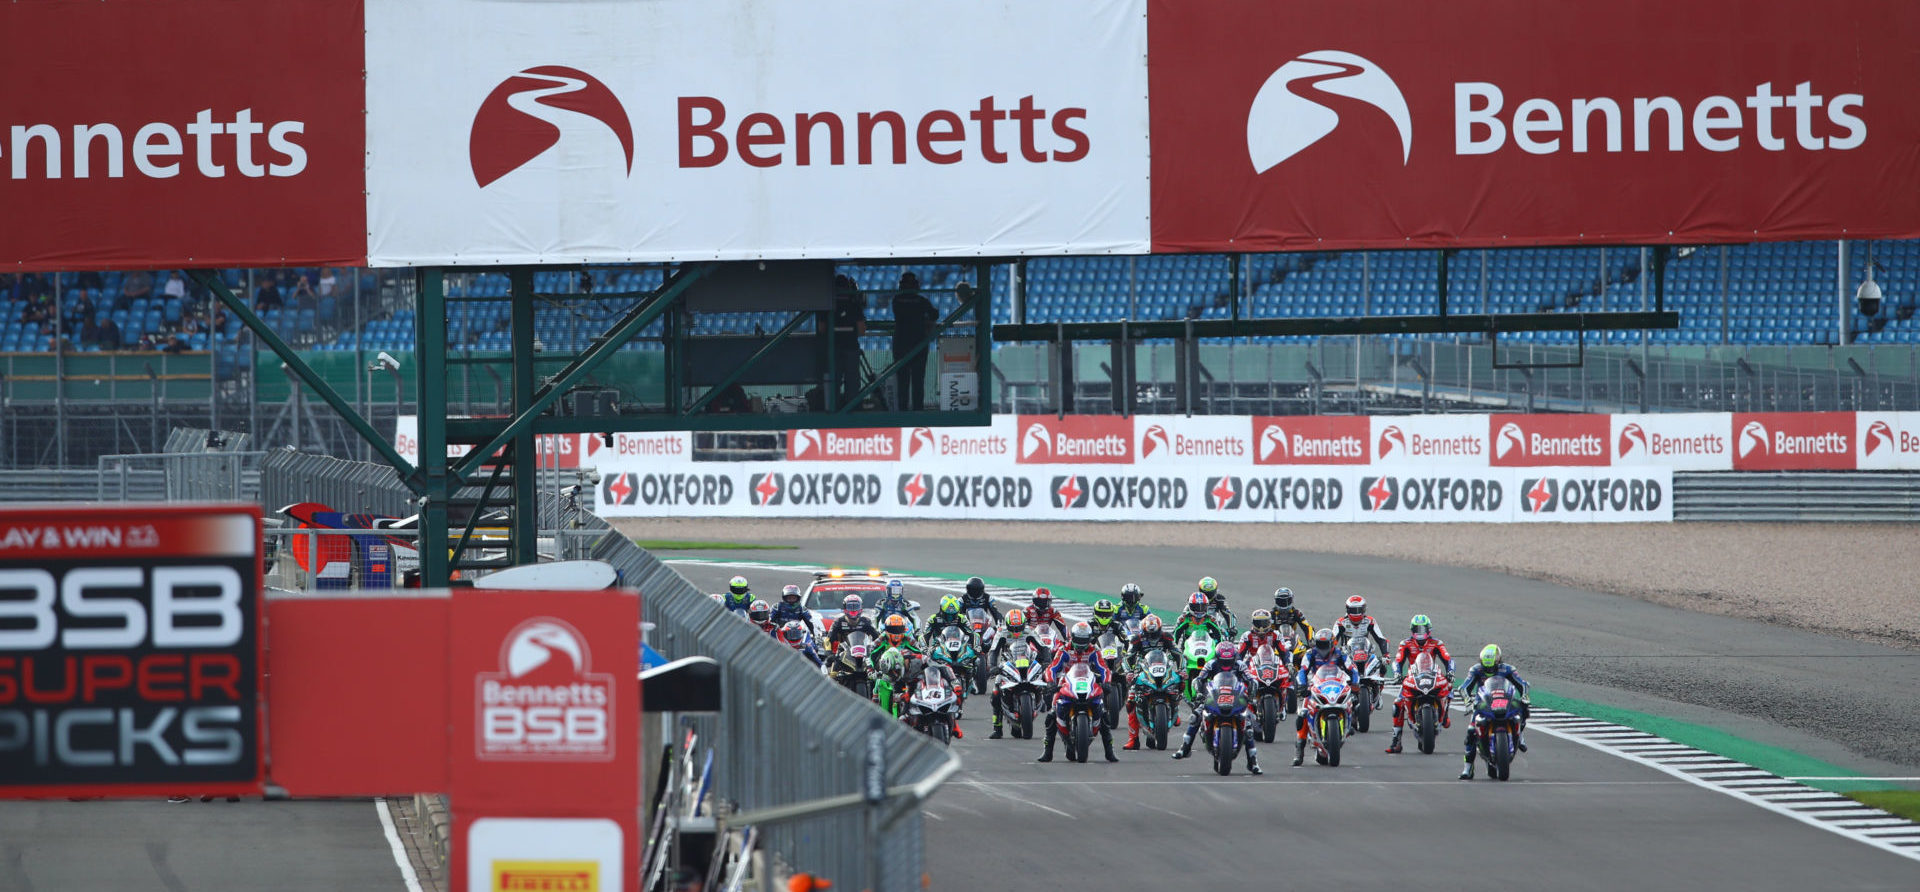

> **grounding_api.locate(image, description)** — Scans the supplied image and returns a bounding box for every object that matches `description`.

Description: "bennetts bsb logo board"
[477,617,615,761]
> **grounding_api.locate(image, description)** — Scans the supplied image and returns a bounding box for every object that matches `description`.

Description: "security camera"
[1857,274,1883,317]
[376,351,401,371]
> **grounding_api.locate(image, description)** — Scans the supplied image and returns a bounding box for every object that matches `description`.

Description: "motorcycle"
[1399,651,1453,755]
[1472,677,1525,781]
[967,607,998,695]
[1277,627,1303,714]
[1181,636,1216,701]
[832,630,875,700]
[1130,648,1183,750]
[1246,644,1289,743]
[1097,630,1126,731]
[1198,675,1252,776]
[1120,617,1143,646]
[906,663,961,745]
[1054,662,1105,763]
[1303,665,1353,767]
[995,641,1049,739]
[1348,637,1389,733]
[931,626,978,710]
[875,601,918,638]
[1031,623,1064,665]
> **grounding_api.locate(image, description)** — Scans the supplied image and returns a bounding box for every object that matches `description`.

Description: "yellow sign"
[492,860,598,892]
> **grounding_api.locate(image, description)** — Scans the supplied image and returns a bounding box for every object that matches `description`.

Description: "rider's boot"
[952,724,964,739]
[1100,724,1118,763]
[1459,750,1476,780]
[1245,740,1263,775]
[1123,711,1141,750]
[1291,738,1306,767]
[1037,720,1056,763]
[1171,718,1198,760]
[988,713,1003,739]
[1517,727,1528,752]
[1386,727,1404,754]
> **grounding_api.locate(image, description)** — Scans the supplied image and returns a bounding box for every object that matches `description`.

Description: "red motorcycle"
[1246,644,1290,743]
[1398,651,1453,755]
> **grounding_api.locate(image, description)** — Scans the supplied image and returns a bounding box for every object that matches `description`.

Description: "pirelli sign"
[0,504,264,796]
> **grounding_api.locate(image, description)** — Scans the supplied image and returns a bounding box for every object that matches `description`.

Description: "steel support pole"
[416,268,452,587]
[1836,240,1851,346]
[509,268,538,565]
[974,262,993,420]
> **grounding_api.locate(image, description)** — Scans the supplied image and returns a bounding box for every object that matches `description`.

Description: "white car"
[799,569,919,642]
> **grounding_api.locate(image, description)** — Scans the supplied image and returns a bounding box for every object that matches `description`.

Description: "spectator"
[290,272,315,307]
[77,270,104,292]
[161,271,187,300]
[830,275,867,408]
[316,268,338,299]
[254,277,283,311]
[161,335,187,354]
[97,317,122,349]
[123,270,153,302]
[890,271,938,411]
[67,291,96,338]
[79,315,102,348]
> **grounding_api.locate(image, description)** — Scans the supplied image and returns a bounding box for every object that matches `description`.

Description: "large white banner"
[366,0,1150,266]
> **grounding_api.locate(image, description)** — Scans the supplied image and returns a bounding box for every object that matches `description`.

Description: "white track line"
[376,798,425,892]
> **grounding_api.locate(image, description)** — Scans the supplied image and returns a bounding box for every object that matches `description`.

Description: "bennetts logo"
[1247,50,1412,174]
[477,617,614,761]
[470,66,634,187]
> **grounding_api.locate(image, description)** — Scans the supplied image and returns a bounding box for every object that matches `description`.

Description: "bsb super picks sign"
[0,504,264,796]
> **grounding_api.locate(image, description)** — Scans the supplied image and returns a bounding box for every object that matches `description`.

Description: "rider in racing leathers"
[722,576,753,615]
[826,595,880,655]
[1025,588,1069,638]
[959,576,1003,624]
[747,599,779,637]
[1237,609,1294,669]
[1122,614,1184,749]
[1458,644,1529,779]
[1292,629,1361,766]
[987,608,1042,739]
[1271,588,1315,643]
[1196,576,1237,634]
[1088,599,1121,640]
[778,621,825,667]
[1385,614,1454,754]
[921,595,977,649]
[1170,642,1262,774]
[769,584,814,630]
[1037,622,1117,763]
[1172,592,1227,645]
[1330,595,1391,656]
[874,578,915,628]
[1114,583,1152,625]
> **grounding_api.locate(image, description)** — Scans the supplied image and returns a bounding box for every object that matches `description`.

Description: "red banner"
[1732,412,1855,470]
[1148,0,1920,251]
[0,0,365,271]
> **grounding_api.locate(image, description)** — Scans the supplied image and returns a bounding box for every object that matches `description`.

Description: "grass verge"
[1844,791,1920,821]
[633,540,797,551]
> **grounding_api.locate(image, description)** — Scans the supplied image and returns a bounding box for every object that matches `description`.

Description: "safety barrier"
[1672,471,1920,522]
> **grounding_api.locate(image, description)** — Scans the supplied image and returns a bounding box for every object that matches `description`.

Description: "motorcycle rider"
[828,630,876,691]
[1038,621,1117,763]
[987,608,1041,740]
[874,578,915,628]
[1026,587,1069,637]
[1292,629,1361,766]
[1122,614,1184,749]
[826,595,880,655]
[779,620,825,667]
[873,614,922,663]
[1196,576,1236,633]
[1114,583,1152,623]
[1330,595,1391,656]
[1172,592,1227,645]
[1088,599,1121,640]
[959,575,1003,624]
[746,599,779,637]
[1170,642,1262,774]
[1237,609,1292,667]
[1385,614,1454,754]
[1459,644,1529,779]
[921,595,977,649]
[770,584,814,630]
[1271,588,1315,642]
[722,576,753,615]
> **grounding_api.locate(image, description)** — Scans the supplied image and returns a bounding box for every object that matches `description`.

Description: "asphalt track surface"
[671,543,1920,890]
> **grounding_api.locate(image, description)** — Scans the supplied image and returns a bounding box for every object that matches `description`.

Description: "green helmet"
[1197,576,1218,594]
[1480,644,1501,669]
[1410,615,1432,639]
[879,648,905,676]
[728,576,750,595]
[939,595,961,616]
[1091,599,1117,624]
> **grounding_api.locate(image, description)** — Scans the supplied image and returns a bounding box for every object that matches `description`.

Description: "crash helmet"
[1005,608,1028,634]
[779,621,808,648]
[1069,621,1095,652]
[1197,576,1219,595]
[1249,609,1273,632]
[1215,642,1238,663]
[1313,628,1335,654]
[1120,583,1143,605]
[1480,644,1502,669]
[782,584,802,604]
[842,595,863,616]
[965,576,986,597]
[1186,592,1209,617]
[886,578,905,599]
[1031,588,1053,612]
[1091,599,1117,626]
[883,614,908,644]
[939,595,961,616]
[1273,587,1295,611]
[1345,595,1367,618]
[879,648,905,677]
[1410,614,1432,641]
[1140,614,1164,635]
[728,576,751,595]
[747,599,771,624]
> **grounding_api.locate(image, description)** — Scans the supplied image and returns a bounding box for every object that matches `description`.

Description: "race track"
[671,539,1920,889]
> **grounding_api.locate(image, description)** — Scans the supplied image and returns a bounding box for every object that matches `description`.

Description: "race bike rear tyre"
[1285,688,1298,716]
[973,660,990,695]
[1355,690,1372,733]
[1258,695,1279,744]
[1071,713,1092,764]
[1417,704,1438,755]
[1103,685,1121,731]
[1323,720,1343,767]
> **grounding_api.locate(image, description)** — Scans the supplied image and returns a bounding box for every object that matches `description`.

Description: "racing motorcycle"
[1472,677,1525,781]
[1302,665,1353,767]
[1348,637,1389,733]
[931,626,978,709]
[995,641,1049,739]
[967,607,998,694]
[1246,644,1290,743]
[1198,675,1252,776]
[1130,648,1183,750]
[1055,662,1105,763]
[905,663,961,745]
[1400,651,1453,755]
[832,630,875,700]
[1182,637,1216,701]
[1277,627,1303,713]
[1097,630,1126,731]
[1031,623,1064,665]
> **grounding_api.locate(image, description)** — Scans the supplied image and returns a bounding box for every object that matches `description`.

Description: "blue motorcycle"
[1199,676,1252,776]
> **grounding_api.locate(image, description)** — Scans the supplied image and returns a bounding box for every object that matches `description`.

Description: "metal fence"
[1673,471,1920,522]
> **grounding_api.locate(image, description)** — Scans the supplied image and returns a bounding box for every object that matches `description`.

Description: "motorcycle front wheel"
[1071,713,1092,764]
[1416,703,1438,754]
[931,720,951,746]
[1149,701,1170,750]
[1321,716,1344,767]
[1214,724,1237,776]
